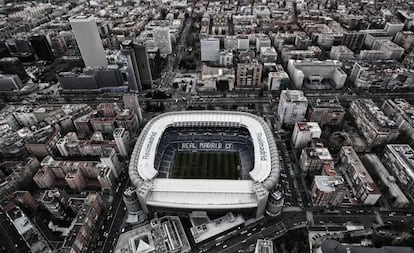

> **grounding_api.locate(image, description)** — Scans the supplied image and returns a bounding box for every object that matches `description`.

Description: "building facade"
[349,99,399,146]
[339,146,381,205]
[278,90,308,125]
[382,144,414,203]
[69,15,107,68]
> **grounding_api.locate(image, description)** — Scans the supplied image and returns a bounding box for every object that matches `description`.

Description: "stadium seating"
[154,127,255,179]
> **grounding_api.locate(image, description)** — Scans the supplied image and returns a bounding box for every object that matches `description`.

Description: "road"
[193,211,306,253]
[0,210,31,253]
[94,171,129,253]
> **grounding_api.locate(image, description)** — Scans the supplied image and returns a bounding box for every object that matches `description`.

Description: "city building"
[0,157,40,200]
[382,99,414,144]
[121,40,142,92]
[329,45,354,60]
[259,46,278,63]
[99,148,122,177]
[200,37,220,62]
[359,50,387,60]
[372,39,404,60]
[307,97,345,127]
[29,34,54,61]
[278,90,308,125]
[256,34,272,52]
[349,61,414,90]
[280,46,322,66]
[147,47,163,79]
[114,127,130,157]
[153,26,172,55]
[134,42,153,90]
[339,146,381,205]
[300,147,334,174]
[361,154,409,208]
[69,15,107,68]
[382,144,414,203]
[311,176,346,206]
[0,203,51,253]
[254,239,274,253]
[321,239,414,253]
[236,61,263,87]
[219,50,233,67]
[61,194,102,253]
[292,122,322,149]
[40,189,72,219]
[115,216,191,253]
[200,65,235,91]
[190,212,245,244]
[56,131,120,157]
[0,57,29,82]
[267,71,289,91]
[394,31,414,51]
[33,156,114,191]
[7,191,38,211]
[0,74,23,91]
[123,93,143,123]
[24,125,61,158]
[287,59,347,89]
[349,99,399,146]
[58,65,124,90]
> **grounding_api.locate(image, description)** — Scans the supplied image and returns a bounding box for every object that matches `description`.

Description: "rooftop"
[280,90,308,102]
[314,176,344,192]
[296,122,321,132]
[352,99,397,129]
[321,239,414,253]
[386,144,414,181]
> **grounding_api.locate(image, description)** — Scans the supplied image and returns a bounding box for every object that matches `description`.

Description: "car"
[223,245,228,249]
[247,233,252,236]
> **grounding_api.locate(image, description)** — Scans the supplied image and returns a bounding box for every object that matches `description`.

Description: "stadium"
[129,111,280,218]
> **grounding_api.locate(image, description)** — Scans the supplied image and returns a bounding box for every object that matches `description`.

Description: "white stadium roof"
[147,179,258,209]
[129,111,280,210]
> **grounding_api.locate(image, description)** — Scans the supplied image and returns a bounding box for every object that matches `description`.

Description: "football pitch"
[171,152,240,179]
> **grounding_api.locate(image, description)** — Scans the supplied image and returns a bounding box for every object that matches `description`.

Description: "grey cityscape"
[0,0,414,252]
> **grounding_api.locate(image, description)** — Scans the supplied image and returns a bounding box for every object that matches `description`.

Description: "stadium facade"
[128,111,281,218]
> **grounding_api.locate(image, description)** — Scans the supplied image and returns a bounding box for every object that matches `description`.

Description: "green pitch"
[171,152,240,179]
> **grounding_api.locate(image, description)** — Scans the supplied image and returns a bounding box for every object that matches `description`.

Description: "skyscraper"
[0,57,30,82]
[201,37,220,62]
[153,27,172,55]
[69,15,107,68]
[29,34,55,61]
[114,128,130,157]
[278,90,308,125]
[133,42,153,89]
[121,40,141,92]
